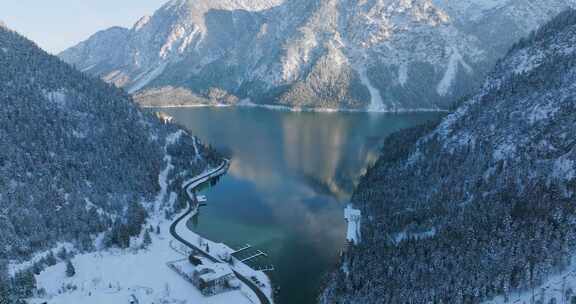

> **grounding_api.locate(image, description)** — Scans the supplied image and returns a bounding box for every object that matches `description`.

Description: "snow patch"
[128,62,168,93]
[512,49,545,75]
[358,67,386,112]
[43,90,67,108]
[133,15,152,31]
[398,63,408,86]
[393,228,437,244]
[493,142,517,161]
[553,158,575,181]
[155,130,184,212]
[72,130,87,139]
[192,137,204,163]
[437,48,471,96]
[527,101,559,124]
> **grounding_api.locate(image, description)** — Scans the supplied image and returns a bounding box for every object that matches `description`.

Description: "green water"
[158,106,440,304]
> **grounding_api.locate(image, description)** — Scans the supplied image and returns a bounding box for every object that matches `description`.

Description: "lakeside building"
[187,255,241,296]
[344,205,362,245]
[155,111,174,124]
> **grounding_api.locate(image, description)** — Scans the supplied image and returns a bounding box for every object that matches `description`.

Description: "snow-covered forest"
[321,9,576,304]
[0,25,220,303]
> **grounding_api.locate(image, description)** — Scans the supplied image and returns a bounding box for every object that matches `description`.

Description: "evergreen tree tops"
[65,260,75,278]
[0,26,220,261]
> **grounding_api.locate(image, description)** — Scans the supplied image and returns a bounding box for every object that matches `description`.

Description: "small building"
[193,263,239,296]
[187,255,240,296]
[344,205,362,245]
[155,111,174,124]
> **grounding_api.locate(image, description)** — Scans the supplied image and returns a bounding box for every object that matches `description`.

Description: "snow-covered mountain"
[61,0,576,111]
[0,24,218,264]
[321,9,576,303]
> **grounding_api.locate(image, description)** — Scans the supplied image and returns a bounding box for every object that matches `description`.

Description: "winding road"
[169,160,273,304]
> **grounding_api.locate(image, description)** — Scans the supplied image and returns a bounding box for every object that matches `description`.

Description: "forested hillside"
[321,9,576,304]
[0,25,219,302]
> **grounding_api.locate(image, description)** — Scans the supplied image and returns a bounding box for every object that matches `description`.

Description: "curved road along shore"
[169,160,273,304]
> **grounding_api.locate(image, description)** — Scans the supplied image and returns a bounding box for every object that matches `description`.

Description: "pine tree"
[0,261,11,304]
[31,262,42,275]
[12,270,35,298]
[0,283,11,304]
[126,201,148,237]
[65,260,76,278]
[57,247,68,260]
[45,251,57,266]
[143,230,152,248]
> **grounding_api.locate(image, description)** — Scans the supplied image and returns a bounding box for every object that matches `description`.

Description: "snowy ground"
[483,257,576,304]
[25,135,263,304]
[174,207,274,301]
[27,219,255,304]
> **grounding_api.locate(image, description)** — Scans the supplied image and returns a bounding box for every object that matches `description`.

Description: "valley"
[157,107,441,304]
[2,2,576,304]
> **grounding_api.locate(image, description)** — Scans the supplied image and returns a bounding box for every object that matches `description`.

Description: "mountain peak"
[163,0,284,13]
[60,0,576,112]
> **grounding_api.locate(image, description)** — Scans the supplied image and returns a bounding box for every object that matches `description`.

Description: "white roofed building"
[187,256,240,296]
[344,205,362,245]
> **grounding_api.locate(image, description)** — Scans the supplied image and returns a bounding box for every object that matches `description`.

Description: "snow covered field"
[24,138,267,304]
[27,219,255,304]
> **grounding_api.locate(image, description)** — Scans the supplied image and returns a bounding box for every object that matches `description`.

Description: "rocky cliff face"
[61,0,576,111]
[321,9,576,303]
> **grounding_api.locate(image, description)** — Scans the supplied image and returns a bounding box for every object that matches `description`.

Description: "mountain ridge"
[0,25,218,264]
[61,0,576,111]
[320,8,576,303]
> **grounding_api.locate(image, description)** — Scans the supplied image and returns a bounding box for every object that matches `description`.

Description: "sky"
[0,1,169,54]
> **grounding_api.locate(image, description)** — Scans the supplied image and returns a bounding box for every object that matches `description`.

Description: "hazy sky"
[0,1,169,54]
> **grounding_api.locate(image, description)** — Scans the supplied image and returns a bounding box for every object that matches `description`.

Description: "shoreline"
[171,159,274,304]
[140,103,450,114]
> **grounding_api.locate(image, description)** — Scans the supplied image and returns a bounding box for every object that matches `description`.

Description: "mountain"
[321,9,576,303]
[60,0,576,111]
[0,25,219,265]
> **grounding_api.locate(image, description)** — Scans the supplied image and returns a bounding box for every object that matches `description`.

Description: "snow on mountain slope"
[61,0,576,111]
[321,9,576,304]
[0,23,217,263]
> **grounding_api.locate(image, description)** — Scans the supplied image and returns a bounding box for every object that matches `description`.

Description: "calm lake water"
[157,106,440,304]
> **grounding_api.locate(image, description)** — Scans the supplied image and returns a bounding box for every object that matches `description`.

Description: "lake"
[156,106,441,304]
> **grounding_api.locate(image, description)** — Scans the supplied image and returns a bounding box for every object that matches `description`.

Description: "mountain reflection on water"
[155,106,440,304]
